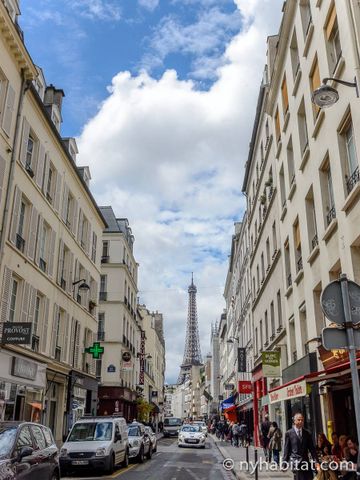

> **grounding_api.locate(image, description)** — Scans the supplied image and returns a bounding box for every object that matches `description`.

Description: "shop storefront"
[252,364,267,446]
[66,370,98,432]
[98,386,137,421]
[0,349,46,422]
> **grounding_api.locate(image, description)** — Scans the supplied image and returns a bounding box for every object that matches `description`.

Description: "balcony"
[287,273,292,287]
[16,234,25,253]
[39,258,47,273]
[311,234,318,251]
[346,166,360,194]
[99,291,107,301]
[101,255,109,264]
[326,206,336,226]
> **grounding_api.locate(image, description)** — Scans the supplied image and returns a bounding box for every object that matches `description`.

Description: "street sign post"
[321,274,360,478]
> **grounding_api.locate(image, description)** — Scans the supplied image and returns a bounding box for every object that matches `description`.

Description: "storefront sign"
[122,360,133,371]
[107,364,116,373]
[238,348,247,372]
[2,323,32,345]
[11,357,38,380]
[262,351,281,377]
[238,381,252,394]
[269,380,310,404]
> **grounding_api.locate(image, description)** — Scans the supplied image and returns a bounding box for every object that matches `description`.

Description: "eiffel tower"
[178,274,203,384]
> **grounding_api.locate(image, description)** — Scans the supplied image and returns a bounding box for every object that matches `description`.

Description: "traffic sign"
[322,327,360,350]
[321,279,360,325]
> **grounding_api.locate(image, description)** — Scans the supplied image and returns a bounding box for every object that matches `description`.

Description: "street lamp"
[226,337,239,344]
[311,77,359,108]
[72,279,90,292]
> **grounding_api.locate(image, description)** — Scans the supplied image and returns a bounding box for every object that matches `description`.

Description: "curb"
[210,435,248,480]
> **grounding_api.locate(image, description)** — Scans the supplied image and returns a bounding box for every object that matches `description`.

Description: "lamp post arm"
[323,77,359,97]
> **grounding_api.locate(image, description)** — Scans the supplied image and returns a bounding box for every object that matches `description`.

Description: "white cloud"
[77,0,283,383]
[66,0,122,21]
[138,0,159,12]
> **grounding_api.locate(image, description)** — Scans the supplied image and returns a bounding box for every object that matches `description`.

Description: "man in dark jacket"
[283,412,319,480]
[260,414,271,460]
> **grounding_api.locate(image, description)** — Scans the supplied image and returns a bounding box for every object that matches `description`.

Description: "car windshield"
[164,418,182,426]
[0,425,17,457]
[181,425,200,433]
[128,426,140,437]
[68,422,113,442]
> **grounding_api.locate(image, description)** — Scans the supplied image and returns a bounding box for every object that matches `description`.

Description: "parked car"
[127,422,152,462]
[144,426,157,453]
[178,424,206,449]
[192,421,208,436]
[60,416,129,476]
[163,417,182,437]
[0,421,60,479]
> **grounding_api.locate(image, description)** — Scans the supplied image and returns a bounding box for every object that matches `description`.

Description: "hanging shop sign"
[262,351,281,377]
[122,351,131,362]
[2,322,32,345]
[238,348,247,373]
[238,381,252,394]
[85,342,104,359]
[139,330,146,385]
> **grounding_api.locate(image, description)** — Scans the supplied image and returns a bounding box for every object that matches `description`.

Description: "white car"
[144,426,157,452]
[178,424,206,449]
[60,416,129,476]
[192,421,208,436]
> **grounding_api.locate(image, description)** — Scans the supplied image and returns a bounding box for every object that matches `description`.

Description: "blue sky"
[20,0,283,383]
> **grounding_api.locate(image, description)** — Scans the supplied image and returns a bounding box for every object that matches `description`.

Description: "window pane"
[31,425,46,450]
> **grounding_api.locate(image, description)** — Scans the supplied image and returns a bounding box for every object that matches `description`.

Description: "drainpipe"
[0,69,31,267]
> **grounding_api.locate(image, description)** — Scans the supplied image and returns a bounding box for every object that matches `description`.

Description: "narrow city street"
[62,437,232,480]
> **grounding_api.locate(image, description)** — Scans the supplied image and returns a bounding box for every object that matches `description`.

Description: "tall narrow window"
[275,108,281,143]
[266,238,270,269]
[305,187,318,251]
[287,137,295,187]
[270,301,275,337]
[298,99,309,155]
[277,290,283,329]
[281,76,289,116]
[325,4,342,74]
[300,0,312,38]
[9,278,18,322]
[284,238,291,287]
[290,31,300,79]
[310,57,321,118]
[26,135,35,170]
[294,219,303,273]
[264,311,269,345]
[279,164,286,208]
[272,221,277,254]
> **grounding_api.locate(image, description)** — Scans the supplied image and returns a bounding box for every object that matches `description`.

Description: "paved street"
[62,436,233,479]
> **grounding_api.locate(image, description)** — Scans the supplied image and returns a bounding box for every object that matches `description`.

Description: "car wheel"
[51,470,60,480]
[136,446,144,463]
[121,449,129,468]
[106,453,115,474]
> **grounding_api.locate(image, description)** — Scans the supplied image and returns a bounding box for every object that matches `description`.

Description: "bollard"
[254,449,258,480]
[246,445,249,470]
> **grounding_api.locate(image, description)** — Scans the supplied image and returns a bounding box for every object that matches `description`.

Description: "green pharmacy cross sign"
[85,342,104,359]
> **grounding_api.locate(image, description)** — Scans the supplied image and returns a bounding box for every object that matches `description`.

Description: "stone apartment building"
[0,0,106,442]
[96,206,140,421]
[220,0,360,444]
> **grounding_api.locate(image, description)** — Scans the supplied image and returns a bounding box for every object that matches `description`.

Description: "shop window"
[325,4,342,74]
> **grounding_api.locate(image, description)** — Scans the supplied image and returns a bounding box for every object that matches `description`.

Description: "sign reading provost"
[2,323,32,345]
[262,351,281,377]
[269,380,310,404]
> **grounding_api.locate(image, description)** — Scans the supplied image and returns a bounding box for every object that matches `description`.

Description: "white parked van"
[163,417,182,437]
[60,416,129,476]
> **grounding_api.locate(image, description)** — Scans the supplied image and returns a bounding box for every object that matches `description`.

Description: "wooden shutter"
[27,205,39,261]
[66,251,74,294]
[295,222,301,250]
[326,4,337,40]
[19,118,30,167]
[21,282,30,323]
[35,144,45,188]
[69,317,76,366]
[9,186,21,244]
[2,83,15,137]
[71,199,78,237]
[57,239,64,285]
[0,266,12,323]
[50,304,59,357]
[281,77,289,114]
[61,182,69,221]
[86,223,91,255]
[54,171,62,212]
[0,155,6,204]
[311,59,321,91]
[275,108,281,141]
[40,297,49,353]
[47,229,56,277]
[62,312,70,363]
[42,154,49,194]
[27,286,37,326]
[77,209,83,242]
[34,216,44,266]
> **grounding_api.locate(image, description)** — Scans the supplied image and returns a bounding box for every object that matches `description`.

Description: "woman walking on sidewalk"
[268,421,282,465]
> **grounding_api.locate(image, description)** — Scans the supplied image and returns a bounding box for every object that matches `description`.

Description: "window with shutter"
[281,77,289,115]
[27,205,39,261]
[40,297,49,353]
[275,108,281,143]
[310,58,321,117]
[0,266,12,323]
[2,83,15,137]
[47,229,56,277]
[9,277,19,322]
[35,144,45,188]
[0,155,6,205]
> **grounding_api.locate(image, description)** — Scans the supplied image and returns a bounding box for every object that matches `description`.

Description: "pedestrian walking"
[232,421,240,447]
[260,413,271,460]
[283,412,319,480]
[268,421,282,465]
[239,420,248,447]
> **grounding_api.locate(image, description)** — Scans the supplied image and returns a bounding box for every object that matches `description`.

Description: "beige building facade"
[0,0,106,442]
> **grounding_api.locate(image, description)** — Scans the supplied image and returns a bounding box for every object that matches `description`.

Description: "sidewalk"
[211,435,293,480]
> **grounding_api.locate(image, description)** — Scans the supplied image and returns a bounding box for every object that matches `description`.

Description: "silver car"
[127,422,152,463]
[144,426,157,453]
